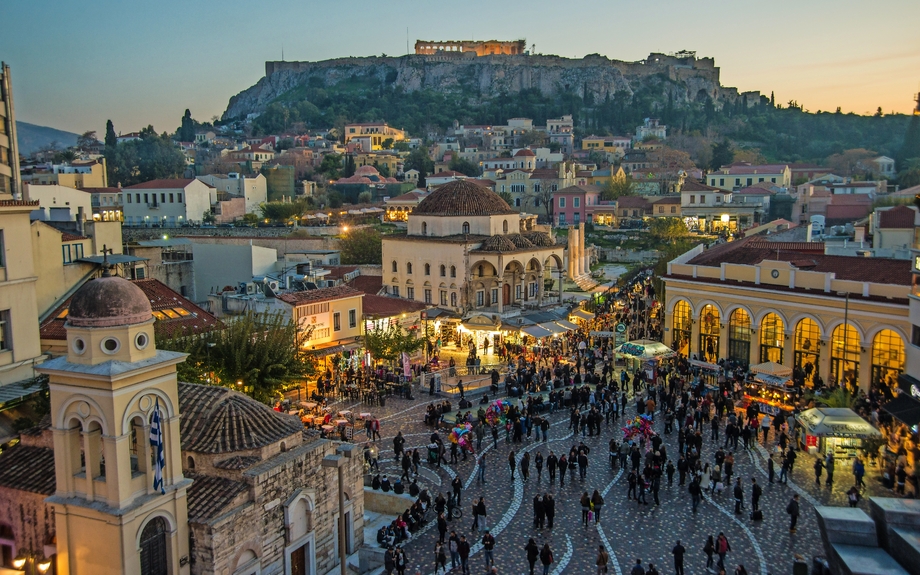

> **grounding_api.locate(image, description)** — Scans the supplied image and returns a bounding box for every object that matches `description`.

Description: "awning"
[883,395,920,427]
[571,309,595,321]
[0,379,46,409]
[795,408,881,439]
[753,373,790,387]
[750,361,793,378]
[615,339,675,360]
[555,320,579,331]
[690,359,721,372]
[521,325,553,338]
[538,322,568,335]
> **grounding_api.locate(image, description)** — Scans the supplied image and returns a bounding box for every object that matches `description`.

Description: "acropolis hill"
[222,49,760,121]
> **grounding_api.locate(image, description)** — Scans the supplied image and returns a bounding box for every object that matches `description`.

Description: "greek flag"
[149,399,165,494]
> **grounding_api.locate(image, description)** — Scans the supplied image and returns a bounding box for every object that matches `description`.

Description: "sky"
[2,0,919,136]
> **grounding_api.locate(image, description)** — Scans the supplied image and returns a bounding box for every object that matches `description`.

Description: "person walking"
[525,538,540,575]
[559,454,568,487]
[448,531,460,570]
[434,542,447,574]
[547,451,558,482]
[509,450,517,480]
[533,495,545,529]
[787,494,800,533]
[581,492,592,526]
[689,476,702,513]
[596,545,610,575]
[476,497,488,531]
[716,533,731,570]
[672,540,686,575]
[592,490,605,523]
[630,559,646,575]
[825,453,835,487]
[535,451,544,481]
[540,542,554,575]
[733,478,744,514]
[751,478,762,513]
[703,535,715,572]
[452,476,463,506]
[545,494,556,529]
[853,456,866,488]
[814,457,824,485]
[522,452,531,481]
[767,455,775,484]
[478,451,488,484]
[457,535,471,575]
[436,513,447,543]
[481,529,496,570]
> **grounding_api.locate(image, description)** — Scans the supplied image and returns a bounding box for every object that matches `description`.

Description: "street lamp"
[13,550,51,574]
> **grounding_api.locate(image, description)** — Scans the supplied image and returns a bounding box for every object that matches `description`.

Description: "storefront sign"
[806,435,818,448]
[616,323,627,333]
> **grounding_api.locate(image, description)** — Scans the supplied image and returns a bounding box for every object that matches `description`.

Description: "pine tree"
[770,92,775,107]
[897,114,920,171]
[104,119,117,148]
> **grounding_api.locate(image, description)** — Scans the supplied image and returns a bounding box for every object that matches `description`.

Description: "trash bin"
[812,556,830,575]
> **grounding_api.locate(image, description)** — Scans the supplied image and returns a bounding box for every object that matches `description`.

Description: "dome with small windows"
[413,180,516,216]
[67,276,153,328]
[522,231,555,247]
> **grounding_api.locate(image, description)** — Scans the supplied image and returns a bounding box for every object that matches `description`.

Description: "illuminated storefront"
[727,308,751,364]
[759,313,785,364]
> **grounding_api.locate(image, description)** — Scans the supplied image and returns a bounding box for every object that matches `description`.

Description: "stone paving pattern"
[344,377,901,575]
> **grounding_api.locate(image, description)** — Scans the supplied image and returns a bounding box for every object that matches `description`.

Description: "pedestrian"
[814,457,824,485]
[437,513,447,543]
[384,547,396,575]
[733,478,744,514]
[559,454,568,487]
[533,495,545,529]
[396,546,407,575]
[545,494,555,529]
[478,451,488,484]
[448,531,460,570]
[535,451,544,481]
[581,492,592,526]
[522,452,531,481]
[476,497,488,531]
[592,489,605,523]
[647,563,660,575]
[596,545,610,575]
[452,476,463,506]
[787,494,800,533]
[689,476,702,513]
[630,559,645,575]
[825,453,835,487]
[703,535,715,572]
[734,564,748,575]
[509,450,517,480]
[457,535,471,575]
[853,456,866,488]
[525,537,540,575]
[767,455,775,484]
[434,542,447,574]
[666,459,675,486]
[716,532,730,570]
[547,451,558,482]
[672,540,686,575]
[751,478,761,512]
[847,486,861,507]
[481,529,496,570]
[540,542,554,575]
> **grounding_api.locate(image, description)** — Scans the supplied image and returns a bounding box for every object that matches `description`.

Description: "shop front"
[795,407,881,459]
[744,361,796,415]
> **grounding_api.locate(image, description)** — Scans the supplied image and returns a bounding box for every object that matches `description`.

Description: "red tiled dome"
[414,180,516,216]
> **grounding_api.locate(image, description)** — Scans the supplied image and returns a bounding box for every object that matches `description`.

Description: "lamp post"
[323,444,357,575]
[12,550,51,575]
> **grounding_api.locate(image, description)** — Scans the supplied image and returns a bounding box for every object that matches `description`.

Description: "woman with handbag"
[540,542,554,575]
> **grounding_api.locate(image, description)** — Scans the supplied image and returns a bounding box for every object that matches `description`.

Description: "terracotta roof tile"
[276,285,363,306]
[178,382,303,454]
[124,178,198,190]
[413,180,516,216]
[0,445,56,495]
[60,232,88,241]
[186,473,249,522]
[681,180,722,192]
[362,294,429,317]
[347,275,383,295]
[878,205,917,229]
[616,196,651,209]
[213,455,261,470]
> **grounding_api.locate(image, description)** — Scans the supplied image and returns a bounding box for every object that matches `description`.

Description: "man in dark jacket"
[733,478,744,514]
[751,477,762,512]
[457,535,471,575]
[544,493,556,528]
[672,540,686,575]
[787,494,800,533]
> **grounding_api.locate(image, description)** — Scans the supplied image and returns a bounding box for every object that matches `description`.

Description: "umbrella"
[314,213,329,219]
[348,209,363,215]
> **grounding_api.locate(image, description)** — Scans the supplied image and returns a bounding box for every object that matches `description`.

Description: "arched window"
[728,309,751,364]
[186,456,195,470]
[424,264,430,276]
[830,323,860,388]
[450,292,457,307]
[759,313,785,364]
[391,260,397,273]
[699,304,720,363]
[450,266,456,278]
[503,220,509,233]
[440,265,446,277]
[794,318,821,386]
[462,222,470,235]
[421,221,428,235]
[671,300,691,356]
[478,265,484,277]
[139,517,168,575]
[406,262,412,274]
[872,329,904,391]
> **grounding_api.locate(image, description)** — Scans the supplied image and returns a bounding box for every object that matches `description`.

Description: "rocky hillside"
[223,52,755,121]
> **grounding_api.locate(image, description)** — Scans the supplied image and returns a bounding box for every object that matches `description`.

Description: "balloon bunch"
[448,422,474,453]
[485,400,512,427]
[622,414,656,445]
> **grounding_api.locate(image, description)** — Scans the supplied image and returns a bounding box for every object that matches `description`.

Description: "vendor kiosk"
[795,407,881,459]
[744,361,796,415]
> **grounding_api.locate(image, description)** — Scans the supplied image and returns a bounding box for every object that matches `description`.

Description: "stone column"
[567,226,577,278]
[583,244,591,278]
[574,224,583,277]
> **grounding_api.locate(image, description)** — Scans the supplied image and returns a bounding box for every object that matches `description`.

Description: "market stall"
[744,361,796,414]
[615,339,675,377]
[795,407,881,458]
[689,358,722,386]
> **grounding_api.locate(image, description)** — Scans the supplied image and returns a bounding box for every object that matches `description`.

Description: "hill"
[16,121,79,155]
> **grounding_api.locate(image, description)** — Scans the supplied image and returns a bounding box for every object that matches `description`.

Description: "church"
[0,272,364,574]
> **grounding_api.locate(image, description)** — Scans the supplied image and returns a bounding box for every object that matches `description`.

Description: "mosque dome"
[67,276,153,328]
[413,180,516,217]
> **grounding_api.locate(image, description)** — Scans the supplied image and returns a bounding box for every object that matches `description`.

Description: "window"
[139,517,168,575]
[406,287,415,299]
[719,178,724,187]
[574,212,580,224]
[62,244,72,264]
[424,263,431,276]
[392,285,400,297]
[74,243,84,260]
[503,220,508,233]
[144,193,149,204]
[160,193,166,203]
[689,195,695,204]
[169,193,174,203]
[440,291,448,305]
[515,284,522,299]
[716,196,721,203]
[450,292,457,306]
[573,197,580,208]
[0,310,10,351]
[559,197,566,208]
[126,194,132,204]
[462,222,470,234]
[177,193,182,203]
[424,289,432,303]
[333,312,341,331]
[771,178,776,183]
[450,265,456,278]
[476,291,484,306]
[746,178,752,186]
[491,288,498,304]
[422,221,428,235]
[734,178,740,186]
[392,260,398,273]
[658,206,664,213]
[515,198,521,207]
[406,262,412,274]
[348,309,356,329]
[700,195,705,205]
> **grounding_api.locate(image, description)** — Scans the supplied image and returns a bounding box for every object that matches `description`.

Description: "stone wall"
[0,486,54,560]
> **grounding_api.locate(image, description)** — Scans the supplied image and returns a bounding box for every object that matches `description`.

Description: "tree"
[381,138,394,150]
[404,147,434,175]
[498,190,514,205]
[105,126,188,186]
[364,322,424,366]
[157,311,314,404]
[317,154,342,179]
[342,155,356,178]
[651,147,696,193]
[339,227,382,264]
[825,148,877,177]
[898,159,920,188]
[448,156,481,177]
[260,200,306,221]
[898,114,920,171]
[77,130,98,151]
[732,148,767,165]
[600,172,635,201]
[202,210,216,224]
[648,217,689,240]
[104,119,117,148]
[710,139,734,170]
[178,109,195,142]
[358,191,373,204]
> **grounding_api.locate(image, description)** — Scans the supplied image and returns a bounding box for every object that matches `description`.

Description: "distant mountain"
[16,121,79,155]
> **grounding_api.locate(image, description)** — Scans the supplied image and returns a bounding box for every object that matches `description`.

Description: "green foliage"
[343,155,356,177]
[104,119,117,148]
[449,156,481,177]
[600,176,635,201]
[381,137,394,149]
[157,311,314,404]
[364,322,424,365]
[804,388,856,409]
[339,227,382,264]
[358,191,373,204]
[897,114,920,171]
[77,130,98,151]
[105,126,188,187]
[498,190,514,204]
[202,210,216,224]
[260,200,307,221]
[710,139,734,170]
[648,217,688,240]
[651,238,702,303]
[318,154,342,179]
[178,109,195,142]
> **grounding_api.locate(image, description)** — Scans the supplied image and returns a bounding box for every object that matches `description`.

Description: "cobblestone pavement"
[345,384,898,575]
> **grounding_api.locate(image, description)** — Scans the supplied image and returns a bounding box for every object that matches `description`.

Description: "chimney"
[854,227,865,245]
[77,206,85,236]
[805,223,813,242]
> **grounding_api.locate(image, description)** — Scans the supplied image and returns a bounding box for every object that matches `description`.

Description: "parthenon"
[414,39,527,56]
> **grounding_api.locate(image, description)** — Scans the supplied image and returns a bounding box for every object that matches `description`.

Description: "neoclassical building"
[663,237,910,391]
[0,273,363,574]
[380,180,568,316]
